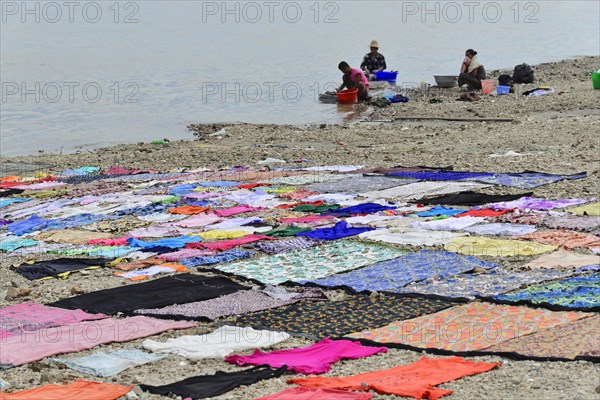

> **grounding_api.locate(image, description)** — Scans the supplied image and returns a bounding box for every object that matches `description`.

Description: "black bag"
[513,63,534,84]
[498,74,513,87]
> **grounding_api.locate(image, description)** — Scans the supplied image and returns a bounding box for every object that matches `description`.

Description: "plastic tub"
[375,71,398,82]
[482,79,496,95]
[336,88,358,104]
[496,85,510,95]
[592,71,600,89]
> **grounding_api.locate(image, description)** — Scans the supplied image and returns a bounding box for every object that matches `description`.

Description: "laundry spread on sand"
[50,349,165,377]
[444,236,557,257]
[0,380,134,400]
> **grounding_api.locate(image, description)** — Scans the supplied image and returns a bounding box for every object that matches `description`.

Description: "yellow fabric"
[444,236,557,257]
[567,202,600,216]
[195,229,250,240]
[264,187,296,194]
[25,189,68,199]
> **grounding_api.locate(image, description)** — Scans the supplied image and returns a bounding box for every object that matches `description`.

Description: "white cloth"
[412,217,485,231]
[142,326,290,359]
[467,55,482,73]
[209,217,263,230]
[359,228,467,246]
[464,223,537,236]
[137,213,188,223]
[345,215,396,225]
[360,182,490,202]
[171,213,223,228]
[115,266,183,280]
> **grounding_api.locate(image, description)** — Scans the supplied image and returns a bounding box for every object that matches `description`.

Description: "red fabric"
[0,380,133,400]
[256,387,373,400]
[186,234,276,251]
[168,205,211,215]
[456,208,510,218]
[0,182,22,189]
[236,183,271,189]
[276,201,325,209]
[288,356,499,400]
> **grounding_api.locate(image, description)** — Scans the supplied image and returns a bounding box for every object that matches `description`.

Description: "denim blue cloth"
[386,171,494,181]
[326,203,396,215]
[43,213,105,231]
[308,250,497,292]
[181,249,255,267]
[296,221,375,240]
[109,202,171,217]
[7,215,51,235]
[168,183,198,195]
[0,198,32,208]
[198,180,241,187]
[415,206,465,217]
[128,236,202,249]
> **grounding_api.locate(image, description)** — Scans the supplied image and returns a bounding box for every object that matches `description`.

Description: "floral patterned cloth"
[215,240,406,284]
[230,294,456,339]
[519,230,600,250]
[307,250,497,292]
[444,236,557,257]
[346,302,591,352]
[491,274,600,309]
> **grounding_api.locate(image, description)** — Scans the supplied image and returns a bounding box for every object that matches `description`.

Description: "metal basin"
[434,75,458,88]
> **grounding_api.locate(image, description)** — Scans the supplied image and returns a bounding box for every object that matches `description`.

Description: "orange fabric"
[168,205,211,215]
[114,258,165,271]
[0,380,133,400]
[276,200,325,209]
[0,176,21,182]
[288,356,499,400]
[520,229,600,249]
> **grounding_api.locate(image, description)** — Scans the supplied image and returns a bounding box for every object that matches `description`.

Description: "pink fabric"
[279,215,336,224]
[14,182,67,190]
[186,234,276,251]
[214,205,265,217]
[87,237,132,246]
[0,316,195,367]
[226,338,387,374]
[280,189,319,201]
[156,249,217,262]
[0,303,107,339]
[349,68,369,88]
[256,387,373,400]
[182,192,227,200]
[172,213,223,228]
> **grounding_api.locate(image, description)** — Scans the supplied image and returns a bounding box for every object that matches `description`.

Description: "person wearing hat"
[360,40,387,80]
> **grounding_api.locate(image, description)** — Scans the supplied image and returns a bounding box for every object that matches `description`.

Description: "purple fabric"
[296,221,374,240]
[487,197,591,211]
[0,219,13,225]
[386,171,493,181]
[326,203,396,215]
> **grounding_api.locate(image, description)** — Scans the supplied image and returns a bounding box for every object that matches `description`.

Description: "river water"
[1,0,598,155]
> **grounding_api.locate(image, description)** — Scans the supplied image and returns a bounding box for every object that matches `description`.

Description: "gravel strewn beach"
[1,57,599,399]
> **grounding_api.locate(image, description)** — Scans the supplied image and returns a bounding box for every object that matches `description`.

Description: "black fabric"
[49,273,249,314]
[0,188,25,197]
[12,258,111,280]
[139,366,287,399]
[414,191,533,206]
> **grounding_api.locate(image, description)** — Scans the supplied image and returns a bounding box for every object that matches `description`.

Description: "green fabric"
[264,226,312,237]
[153,196,179,204]
[292,204,341,212]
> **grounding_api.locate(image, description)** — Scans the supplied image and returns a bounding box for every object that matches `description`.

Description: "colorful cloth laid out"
[230,294,456,339]
[485,314,600,360]
[139,366,287,400]
[156,248,216,262]
[50,349,165,377]
[307,250,497,293]
[456,208,509,218]
[0,380,134,400]
[181,249,255,267]
[114,263,189,281]
[325,203,396,216]
[185,234,275,252]
[415,191,532,206]
[279,188,319,201]
[142,325,290,359]
[214,205,264,217]
[541,214,600,232]
[296,221,375,240]
[360,182,491,202]
[490,274,600,310]
[491,209,546,225]
[167,205,211,215]
[488,197,590,211]
[0,316,195,367]
[0,303,106,339]
[279,215,336,224]
[253,237,319,254]
[112,258,165,271]
[444,236,557,257]
[519,230,600,250]
[172,213,223,228]
[256,387,374,400]
[263,226,312,237]
[397,268,571,299]
[226,338,387,374]
[473,171,587,189]
[0,238,38,252]
[567,201,600,216]
[87,236,131,246]
[411,216,485,231]
[415,205,465,217]
[11,258,110,281]
[215,240,406,285]
[50,273,248,314]
[346,302,590,352]
[135,286,327,320]
[385,170,493,181]
[127,235,202,249]
[359,228,467,247]
[523,248,599,270]
[6,214,50,235]
[464,223,537,236]
[304,175,412,193]
[196,229,251,240]
[128,224,196,238]
[292,203,341,213]
[0,198,32,208]
[288,356,499,400]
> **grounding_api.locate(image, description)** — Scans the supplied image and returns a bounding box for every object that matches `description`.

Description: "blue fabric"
[296,221,375,240]
[181,199,211,207]
[110,202,170,217]
[88,246,137,258]
[198,180,241,187]
[415,205,465,217]
[181,249,255,267]
[127,236,202,249]
[386,171,494,181]
[168,183,197,195]
[307,250,497,292]
[7,215,51,236]
[61,166,100,176]
[43,213,105,231]
[0,238,38,252]
[326,203,396,215]
[0,198,32,208]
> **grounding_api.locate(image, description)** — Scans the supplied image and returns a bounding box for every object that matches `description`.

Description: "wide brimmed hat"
[369,40,379,48]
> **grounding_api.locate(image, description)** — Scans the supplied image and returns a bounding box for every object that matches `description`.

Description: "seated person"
[360,40,387,80]
[337,61,369,100]
[458,49,486,90]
